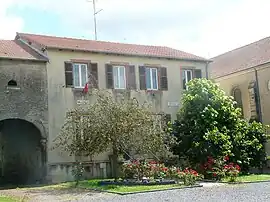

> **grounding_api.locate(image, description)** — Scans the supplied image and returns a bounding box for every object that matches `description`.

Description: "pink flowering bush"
[224,162,241,182]
[200,155,241,181]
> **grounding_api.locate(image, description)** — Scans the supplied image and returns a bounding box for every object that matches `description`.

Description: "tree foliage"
[54,89,175,177]
[172,78,269,172]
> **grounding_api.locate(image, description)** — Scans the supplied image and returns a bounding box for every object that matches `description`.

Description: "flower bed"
[120,160,201,186]
[99,179,175,186]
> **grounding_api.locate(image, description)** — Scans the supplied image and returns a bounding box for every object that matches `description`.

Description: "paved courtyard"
[1,182,270,201]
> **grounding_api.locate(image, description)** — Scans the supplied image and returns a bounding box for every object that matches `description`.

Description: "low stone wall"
[47,161,112,183]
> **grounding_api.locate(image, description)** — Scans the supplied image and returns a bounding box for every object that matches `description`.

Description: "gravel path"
[76,182,270,202]
[1,182,270,201]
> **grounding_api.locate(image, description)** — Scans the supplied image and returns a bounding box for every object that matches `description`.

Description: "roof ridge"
[17,32,167,48]
[211,36,270,59]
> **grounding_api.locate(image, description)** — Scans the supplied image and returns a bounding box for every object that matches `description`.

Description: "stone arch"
[0,116,48,139]
[0,118,47,185]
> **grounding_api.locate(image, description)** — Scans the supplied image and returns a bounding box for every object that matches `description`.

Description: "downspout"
[254,68,263,123]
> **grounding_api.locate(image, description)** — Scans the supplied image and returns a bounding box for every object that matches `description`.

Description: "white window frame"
[183,69,193,90]
[73,63,88,88]
[146,67,158,90]
[113,66,126,89]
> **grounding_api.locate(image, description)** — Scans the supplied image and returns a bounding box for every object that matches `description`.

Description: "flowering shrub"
[224,162,241,182]
[200,155,241,181]
[121,160,200,185]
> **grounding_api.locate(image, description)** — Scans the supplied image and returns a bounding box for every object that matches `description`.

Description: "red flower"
[213,173,217,177]
[207,156,215,164]
[235,164,241,171]
[162,167,168,172]
[150,161,157,164]
[224,155,229,161]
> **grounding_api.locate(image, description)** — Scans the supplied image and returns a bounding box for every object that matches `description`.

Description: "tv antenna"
[87,0,103,40]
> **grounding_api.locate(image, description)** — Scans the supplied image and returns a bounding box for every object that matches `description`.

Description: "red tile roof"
[17,33,207,61]
[210,37,270,78]
[0,40,47,61]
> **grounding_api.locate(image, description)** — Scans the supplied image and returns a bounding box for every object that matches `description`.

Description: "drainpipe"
[254,68,263,123]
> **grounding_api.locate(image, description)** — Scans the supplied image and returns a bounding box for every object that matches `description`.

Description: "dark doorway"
[0,119,45,186]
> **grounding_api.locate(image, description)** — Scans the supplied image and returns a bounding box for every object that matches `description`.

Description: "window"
[232,87,243,115]
[73,63,88,88]
[7,80,17,86]
[146,67,158,90]
[182,70,193,90]
[113,66,126,89]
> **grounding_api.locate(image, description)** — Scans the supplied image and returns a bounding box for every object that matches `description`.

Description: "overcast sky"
[1,0,270,58]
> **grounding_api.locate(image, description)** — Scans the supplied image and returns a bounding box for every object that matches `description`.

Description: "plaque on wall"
[76,100,89,105]
[168,102,180,107]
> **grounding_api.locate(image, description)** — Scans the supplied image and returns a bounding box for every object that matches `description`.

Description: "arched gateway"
[0,119,46,186]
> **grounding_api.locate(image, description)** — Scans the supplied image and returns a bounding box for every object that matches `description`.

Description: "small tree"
[172,78,268,172]
[54,89,175,180]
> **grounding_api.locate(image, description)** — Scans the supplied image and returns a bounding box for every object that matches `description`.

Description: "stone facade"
[0,58,48,184]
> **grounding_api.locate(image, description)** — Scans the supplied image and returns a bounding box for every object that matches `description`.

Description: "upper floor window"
[113,66,126,89]
[182,68,202,90]
[139,66,168,91]
[106,64,136,90]
[73,63,88,88]
[146,67,158,90]
[182,69,193,90]
[64,61,99,89]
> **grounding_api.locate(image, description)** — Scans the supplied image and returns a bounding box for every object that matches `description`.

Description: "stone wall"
[0,58,49,184]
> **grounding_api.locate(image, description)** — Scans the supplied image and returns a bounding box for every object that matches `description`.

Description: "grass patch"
[222,174,270,183]
[20,179,185,194]
[0,195,19,202]
[77,180,183,193]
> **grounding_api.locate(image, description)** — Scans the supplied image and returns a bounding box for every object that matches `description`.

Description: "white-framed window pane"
[146,68,151,89]
[187,70,192,82]
[73,64,80,87]
[119,66,126,89]
[152,68,158,90]
[113,67,119,88]
[113,66,126,89]
[81,64,88,87]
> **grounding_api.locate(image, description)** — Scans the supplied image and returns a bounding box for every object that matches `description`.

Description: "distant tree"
[172,78,269,172]
[54,89,175,179]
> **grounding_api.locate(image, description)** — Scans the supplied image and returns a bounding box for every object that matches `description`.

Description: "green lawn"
[24,179,184,194]
[77,180,183,193]
[0,196,18,202]
[222,174,270,183]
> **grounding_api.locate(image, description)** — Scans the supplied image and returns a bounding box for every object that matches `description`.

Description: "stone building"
[209,36,270,159]
[0,40,48,185]
[0,33,209,184]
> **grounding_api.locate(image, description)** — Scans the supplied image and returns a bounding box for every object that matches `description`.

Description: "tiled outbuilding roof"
[0,40,47,61]
[17,33,208,62]
[210,37,270,78]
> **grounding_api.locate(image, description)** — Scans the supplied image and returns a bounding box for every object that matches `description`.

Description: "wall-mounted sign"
[76,100,89,105]
[168,101,180,107]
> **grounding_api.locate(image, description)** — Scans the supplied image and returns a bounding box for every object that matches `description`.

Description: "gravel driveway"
[78,182,270,202]
[1,182,270,201]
